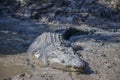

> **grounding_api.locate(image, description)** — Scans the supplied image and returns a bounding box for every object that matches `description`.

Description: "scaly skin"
[27,32,85,71]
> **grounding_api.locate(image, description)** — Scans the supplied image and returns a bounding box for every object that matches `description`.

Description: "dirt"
[0,62,30,79]
[0,0,120,79]
[0,54,73,80]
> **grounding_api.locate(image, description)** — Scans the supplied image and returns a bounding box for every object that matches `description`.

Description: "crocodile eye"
[57,47,65,51]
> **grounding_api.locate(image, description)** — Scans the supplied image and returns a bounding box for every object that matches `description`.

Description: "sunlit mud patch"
[0,62,31,79]
[0,54,33,79]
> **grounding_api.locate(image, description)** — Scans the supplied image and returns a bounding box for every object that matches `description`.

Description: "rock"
[27,32,85,71]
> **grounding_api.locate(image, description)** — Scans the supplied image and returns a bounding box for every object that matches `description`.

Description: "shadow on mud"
[76,61,94,75]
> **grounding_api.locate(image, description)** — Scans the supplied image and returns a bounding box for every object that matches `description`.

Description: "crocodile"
[27,29,86,71]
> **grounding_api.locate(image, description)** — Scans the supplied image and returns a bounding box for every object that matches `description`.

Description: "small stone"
[107,65,112,68]
[19,73,26,77]
[94,71,98,74]
[101,54,107,57]
[4,78,11,80]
